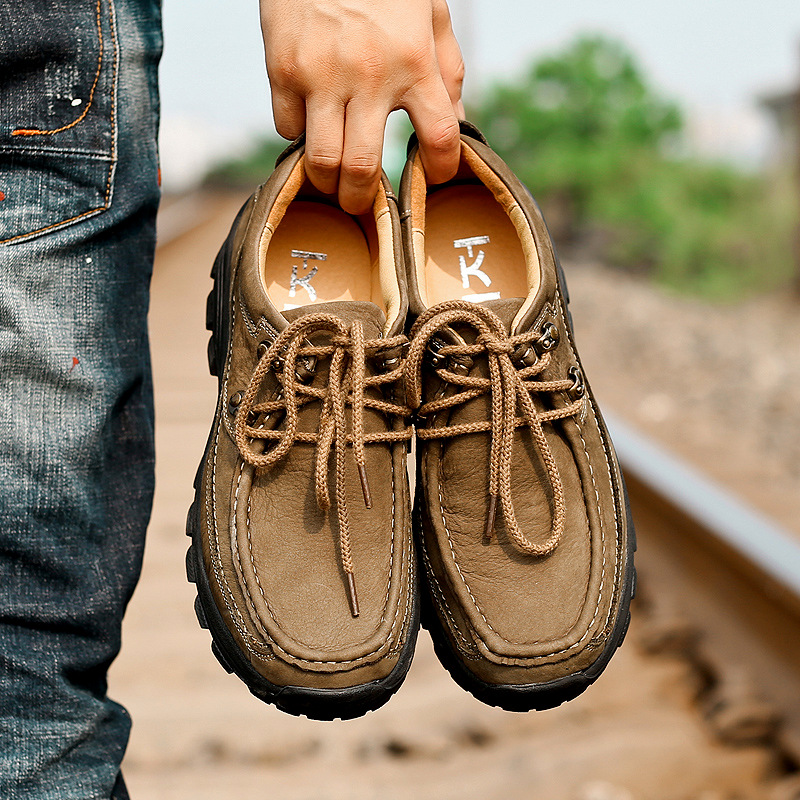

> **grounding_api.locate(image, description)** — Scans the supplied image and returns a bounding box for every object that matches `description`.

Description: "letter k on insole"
[424,184,527,307]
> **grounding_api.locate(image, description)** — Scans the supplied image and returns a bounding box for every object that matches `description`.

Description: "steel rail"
[607,412,800,762]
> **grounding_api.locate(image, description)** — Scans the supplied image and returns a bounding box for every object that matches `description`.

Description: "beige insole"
[425,184,527,307]
[263,201,373,311]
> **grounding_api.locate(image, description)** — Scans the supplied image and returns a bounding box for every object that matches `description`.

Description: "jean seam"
[0,0,119,246]
[10,0,105,137]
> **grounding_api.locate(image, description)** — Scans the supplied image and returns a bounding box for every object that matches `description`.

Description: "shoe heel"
[206,244,227,377]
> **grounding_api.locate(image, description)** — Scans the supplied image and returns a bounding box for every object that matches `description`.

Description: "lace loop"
[405,300,584,558]
[232,312,411,616]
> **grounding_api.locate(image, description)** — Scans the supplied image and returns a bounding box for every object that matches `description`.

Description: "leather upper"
[400,127,632,686]
[198,147,416,689]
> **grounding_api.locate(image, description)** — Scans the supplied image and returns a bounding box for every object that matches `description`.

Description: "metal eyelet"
[271,344,289,373]
[567,366,585,397]
[294,355,317,384]
[536,321,560,352]
[448,355,473,376]
[513,344,538,367]
[256,341,269,359]
[426,337,447,368]
[378,341,409,372]
[228,390,244,414]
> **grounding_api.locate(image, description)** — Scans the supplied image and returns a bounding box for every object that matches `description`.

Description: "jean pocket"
[0,0,119,244]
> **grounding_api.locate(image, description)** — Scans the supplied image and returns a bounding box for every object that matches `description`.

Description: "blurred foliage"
[471,35,682,227]
[202,135,288,189]
[470,34,796,299]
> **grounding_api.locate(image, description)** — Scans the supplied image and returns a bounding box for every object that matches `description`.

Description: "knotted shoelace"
[404,300,584,557]
[233,313,412,616]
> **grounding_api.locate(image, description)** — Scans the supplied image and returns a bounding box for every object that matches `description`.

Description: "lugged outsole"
[185,218,420,721]
[416,489,637,712]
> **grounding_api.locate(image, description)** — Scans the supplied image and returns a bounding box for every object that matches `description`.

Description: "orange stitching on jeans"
[0,206,105,245]
[104,0,118,200]
[11,0,104,137]
[0,0,119,246]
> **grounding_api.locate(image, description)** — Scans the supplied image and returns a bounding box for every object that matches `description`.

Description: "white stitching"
[208,309,270,655]
[431,296,622,663]
[420,543,474,650]
[208,296,410,666]
[557,287,623,644]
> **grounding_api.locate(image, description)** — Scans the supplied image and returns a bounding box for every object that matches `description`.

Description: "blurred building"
[759,45,800,295]
[760,85,800,168]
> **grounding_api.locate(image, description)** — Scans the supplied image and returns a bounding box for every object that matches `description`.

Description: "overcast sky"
[158,0,800,188]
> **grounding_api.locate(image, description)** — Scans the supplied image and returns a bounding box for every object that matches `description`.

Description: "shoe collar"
[235,143,407,340]
[401,123,559,336]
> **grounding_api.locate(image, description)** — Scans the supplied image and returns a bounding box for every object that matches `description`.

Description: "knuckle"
[343,155,381,186]
[425,117,460,154]
[352,51,388,88]
[398,43,435,75]
[268,55,302,89]
[306,151,342,175]
[432,0,452,21]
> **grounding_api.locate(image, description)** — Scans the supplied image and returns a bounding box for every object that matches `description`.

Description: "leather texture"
[399,123,633,700]
[194,142,417,708]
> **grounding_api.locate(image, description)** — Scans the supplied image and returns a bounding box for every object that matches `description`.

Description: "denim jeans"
[0,1,162,797]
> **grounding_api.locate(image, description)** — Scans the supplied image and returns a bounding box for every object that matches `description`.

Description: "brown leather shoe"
[186,138,418,719]
[399,122,635,711]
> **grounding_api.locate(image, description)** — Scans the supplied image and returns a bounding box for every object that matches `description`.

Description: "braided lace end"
[346,572,360,618]
[483,494,498,543]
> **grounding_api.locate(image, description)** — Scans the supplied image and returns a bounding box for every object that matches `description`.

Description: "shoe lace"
[404,300,584,557]
[232,313,412,617]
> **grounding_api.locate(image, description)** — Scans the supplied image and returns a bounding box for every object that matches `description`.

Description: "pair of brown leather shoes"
[186,122,635,720]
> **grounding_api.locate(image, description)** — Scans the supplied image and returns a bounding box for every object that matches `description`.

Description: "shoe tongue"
[281,301,387,339]
[473,297,525,333]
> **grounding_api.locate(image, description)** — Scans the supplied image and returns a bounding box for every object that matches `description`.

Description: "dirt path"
[110,195,786,800]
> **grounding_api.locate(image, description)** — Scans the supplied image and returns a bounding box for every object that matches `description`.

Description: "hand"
[260,0,465,214]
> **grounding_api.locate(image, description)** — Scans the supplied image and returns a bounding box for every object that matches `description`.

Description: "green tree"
[472,35,681,236]
[471,34,795,298]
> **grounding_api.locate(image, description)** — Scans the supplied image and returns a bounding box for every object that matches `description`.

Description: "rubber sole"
[185,215,420,720]
[416,488,637,712]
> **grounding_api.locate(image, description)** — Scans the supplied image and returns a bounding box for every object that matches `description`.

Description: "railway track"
[610,413,800,767]
[128,193,800,797]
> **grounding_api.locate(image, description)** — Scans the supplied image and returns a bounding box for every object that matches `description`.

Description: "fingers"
[270,85,306,141]
[338,103,387,215]
[301,80,461,204]
[302,94,387,213]
[304,97,344,195]
[278,79,461,203]
[401,1,463,185]
[432,0,465,115]
[404,78,461,185]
